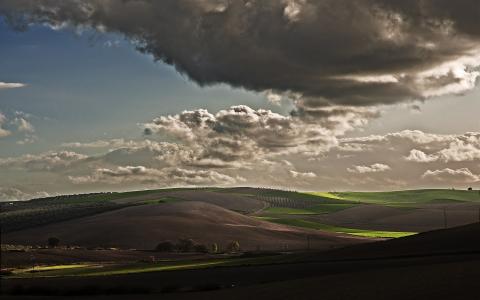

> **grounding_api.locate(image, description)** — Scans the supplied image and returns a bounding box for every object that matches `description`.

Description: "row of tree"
[155,239,240,253]
[44,237,242,253]
[258,196,315,209]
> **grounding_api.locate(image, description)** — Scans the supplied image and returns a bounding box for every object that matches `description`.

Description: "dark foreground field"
[2,222,480,300]
[3,254,480,300]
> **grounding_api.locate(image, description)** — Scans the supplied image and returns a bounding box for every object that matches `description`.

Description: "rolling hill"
[3,187,480,246]
[1,201,365,251]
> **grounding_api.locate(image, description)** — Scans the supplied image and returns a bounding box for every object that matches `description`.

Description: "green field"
[260,189,480,238]
[9,261,225,278]
[260,190,354,204]
[306,189,480,207]
[261,217,416,238]
[13,264,94,275]
[8,254,291,278]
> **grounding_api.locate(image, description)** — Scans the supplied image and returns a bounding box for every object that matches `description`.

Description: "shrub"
[226,241,240,253]
[211,243,219,253]
[193,244,208,253]
[155,241,175,252]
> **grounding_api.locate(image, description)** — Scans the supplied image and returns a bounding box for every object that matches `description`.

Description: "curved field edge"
[259,217,416,238]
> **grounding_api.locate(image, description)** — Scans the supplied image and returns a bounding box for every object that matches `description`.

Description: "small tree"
[176,238,195,252]
[47,237,60,248]
[194,244,209,253]
[226,241,240,253]
[210,243,219,254]
[155,241,175,252]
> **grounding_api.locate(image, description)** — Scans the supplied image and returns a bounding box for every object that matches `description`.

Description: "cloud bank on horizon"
[2,110,480,200]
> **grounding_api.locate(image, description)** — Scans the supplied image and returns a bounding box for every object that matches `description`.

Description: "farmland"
[262,203,356,215]
[0,189,203,233]
[4,187,480,241]
[2,222,480,299]
[260,217,415,238]
[307,189,480,207]
[0,200,131,233]
[3,187,480,256]
[249,188,480,234]
[2,187,480,299]
[6,253,294,278]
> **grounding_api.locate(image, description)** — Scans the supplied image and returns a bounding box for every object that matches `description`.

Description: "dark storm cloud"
[2,0,480,106]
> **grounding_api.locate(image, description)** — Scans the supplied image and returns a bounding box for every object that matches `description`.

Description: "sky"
[0,0,480,200]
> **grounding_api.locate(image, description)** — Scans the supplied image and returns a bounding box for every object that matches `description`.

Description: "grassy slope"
[264,189,480,237]
[307,189,480,207]
[9,255,290,278]
[10,261,228,277]
[260,190,355,204]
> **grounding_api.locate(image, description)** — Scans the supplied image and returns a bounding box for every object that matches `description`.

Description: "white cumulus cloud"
[422,168,480,183]
[347,163,391,174]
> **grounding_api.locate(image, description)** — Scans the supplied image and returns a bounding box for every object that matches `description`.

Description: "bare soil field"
[165,191,265,213]
[110,191,174,204]
[1,201,364,251]
[109,190,265,214]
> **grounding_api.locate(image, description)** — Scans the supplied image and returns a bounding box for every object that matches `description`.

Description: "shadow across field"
[2,223,480,299]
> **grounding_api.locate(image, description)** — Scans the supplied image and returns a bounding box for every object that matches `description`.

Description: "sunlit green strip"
[266,218,416,238]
